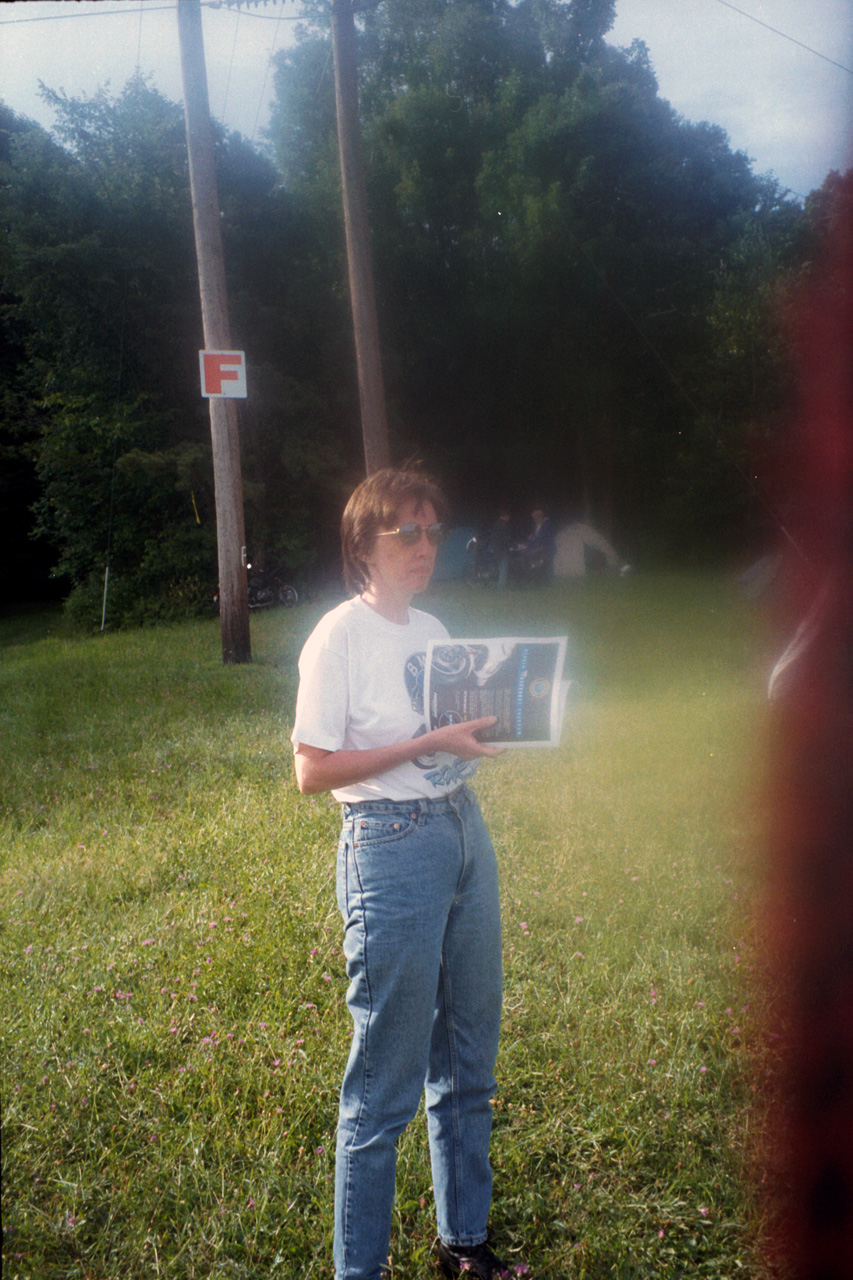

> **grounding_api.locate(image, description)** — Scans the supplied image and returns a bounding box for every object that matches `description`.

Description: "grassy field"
[1,574,780,1279]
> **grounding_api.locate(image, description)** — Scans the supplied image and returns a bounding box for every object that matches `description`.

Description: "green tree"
[0,80,346,620]
[0,83,212,618]
[267,0,805,557]
[0,105,61,601]
[0,0,816,616]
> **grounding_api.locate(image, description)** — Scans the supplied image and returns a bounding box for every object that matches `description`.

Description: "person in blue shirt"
[526,507,556,583]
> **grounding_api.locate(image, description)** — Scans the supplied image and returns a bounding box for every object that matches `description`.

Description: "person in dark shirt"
[526,507,556,583]
[489,511,513,589]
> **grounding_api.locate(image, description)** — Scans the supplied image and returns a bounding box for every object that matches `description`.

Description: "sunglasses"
[375,522,449,547]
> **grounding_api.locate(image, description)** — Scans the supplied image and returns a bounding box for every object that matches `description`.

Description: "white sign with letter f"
[199,350,247,398]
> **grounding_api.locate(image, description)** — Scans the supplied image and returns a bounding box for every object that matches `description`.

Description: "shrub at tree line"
[0,0,843,623]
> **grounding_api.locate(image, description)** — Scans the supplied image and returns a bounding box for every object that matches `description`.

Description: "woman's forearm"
[294,739,427,795]
[294,717,501,795]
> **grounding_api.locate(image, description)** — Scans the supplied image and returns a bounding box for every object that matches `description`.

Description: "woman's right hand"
[428,716,504,759]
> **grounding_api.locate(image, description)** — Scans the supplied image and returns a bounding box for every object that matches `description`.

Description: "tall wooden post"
[177,0,251,663]
[330,0,391,475]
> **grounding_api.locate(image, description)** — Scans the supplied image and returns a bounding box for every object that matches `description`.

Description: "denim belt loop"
[342,784,470,824]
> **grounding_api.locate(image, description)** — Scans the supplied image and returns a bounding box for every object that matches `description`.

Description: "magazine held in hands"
[424,637,570,747]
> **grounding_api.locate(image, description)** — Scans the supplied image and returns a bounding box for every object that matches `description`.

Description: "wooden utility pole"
[177,0,251,663]
[330,0,391,475]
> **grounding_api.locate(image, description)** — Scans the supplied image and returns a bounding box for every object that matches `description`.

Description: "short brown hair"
[341,466,450,594]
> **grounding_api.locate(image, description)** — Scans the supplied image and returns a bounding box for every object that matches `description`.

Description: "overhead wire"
[220,3,242,122]
[0,5,173,23]
[0,3,308,25]
[202,2,306,18]
[1,2,308,140]
[135,4,145,72]
[250,2,288,145]
[711,0,853,78]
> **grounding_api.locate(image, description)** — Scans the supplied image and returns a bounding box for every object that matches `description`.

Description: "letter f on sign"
[200,350,247,398]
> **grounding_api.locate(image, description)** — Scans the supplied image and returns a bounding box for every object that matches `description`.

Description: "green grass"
[1,574,779,1278]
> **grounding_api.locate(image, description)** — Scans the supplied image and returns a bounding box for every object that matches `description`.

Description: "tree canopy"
[0,0,837,620]
[268,0,807,552]
[0,78,348,619]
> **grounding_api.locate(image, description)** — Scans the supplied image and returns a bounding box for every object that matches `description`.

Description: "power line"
[250,2,288,144]
[712,0,853,77]
[135,4,145,72]
[0,5,171,23]
[203,1,306,16]
[5,0,850,79]
[0,3,307,24]
[220,2,242,121]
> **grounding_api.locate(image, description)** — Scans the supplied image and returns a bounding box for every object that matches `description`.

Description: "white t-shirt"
[291,596,478,802]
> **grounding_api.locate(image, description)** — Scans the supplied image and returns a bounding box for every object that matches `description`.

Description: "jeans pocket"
[352,813,417,849]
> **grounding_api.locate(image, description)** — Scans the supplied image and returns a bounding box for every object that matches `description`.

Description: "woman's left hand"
[427,716,505,759]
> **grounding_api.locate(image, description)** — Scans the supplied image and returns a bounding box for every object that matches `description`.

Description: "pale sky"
[0,0,851,198]
[609,0,852,199]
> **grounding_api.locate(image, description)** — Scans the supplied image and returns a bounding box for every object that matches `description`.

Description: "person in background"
[553,518,630,579]
[291,466,511,1280]
[526,507,556,584]
[489,510,513,589]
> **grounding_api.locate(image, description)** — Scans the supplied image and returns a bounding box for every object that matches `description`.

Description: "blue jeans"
[334,785,502,1280]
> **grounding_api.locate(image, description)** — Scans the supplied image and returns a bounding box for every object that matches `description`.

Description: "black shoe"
[435,1237,511,1279]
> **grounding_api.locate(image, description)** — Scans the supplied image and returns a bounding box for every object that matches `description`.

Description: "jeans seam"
[439,944,464,1236]
[450,808,466,1233]
[341,833,374,1276]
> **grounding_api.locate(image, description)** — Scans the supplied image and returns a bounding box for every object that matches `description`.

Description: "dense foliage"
[0,81,349,621]
[0,0,841,621]
[269,0,815,547]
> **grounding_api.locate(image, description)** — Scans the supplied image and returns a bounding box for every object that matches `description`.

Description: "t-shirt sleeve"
[291,634,350,753]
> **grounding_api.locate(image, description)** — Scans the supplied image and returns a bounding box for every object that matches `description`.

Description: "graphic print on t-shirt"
[404,650,427,714]
[405,650,478,789]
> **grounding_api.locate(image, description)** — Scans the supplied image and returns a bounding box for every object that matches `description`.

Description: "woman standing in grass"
[292,467,509,1280]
